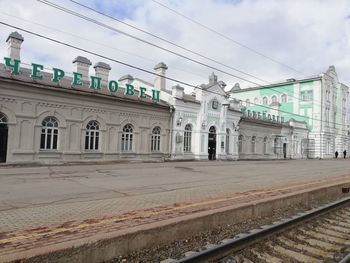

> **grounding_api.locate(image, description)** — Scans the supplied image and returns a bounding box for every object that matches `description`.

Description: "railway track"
[166,196,350,263]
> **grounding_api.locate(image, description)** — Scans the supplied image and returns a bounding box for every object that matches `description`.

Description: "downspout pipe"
[320,74,324,159]
[168,105,175,160]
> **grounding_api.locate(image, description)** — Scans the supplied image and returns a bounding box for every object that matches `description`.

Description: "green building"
[230,66,349,158]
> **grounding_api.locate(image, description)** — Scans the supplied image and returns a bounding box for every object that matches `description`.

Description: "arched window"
[209,126,216,134]
[271,95,277,103]
[184,124,192,153]
[254,98,258,104]
[281,94,287,103]
[246,99,250,107]
[251,136,256,153]
[121,124,133,151]
[263,97,268,105]
[263,137,268,154]
[151,126,161,152]
[0,113,8,123]
[226,129,230,154]
[40,116,58,150]
[238,135,243,153]
[85,120,100,150]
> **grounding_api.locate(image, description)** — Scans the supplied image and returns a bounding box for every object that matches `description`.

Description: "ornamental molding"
[0,97,17,103]
[84,107,106,114]
[37,102,67,109]
[120,112,140,118]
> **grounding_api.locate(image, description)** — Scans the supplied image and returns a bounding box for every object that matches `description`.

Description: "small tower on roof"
[6,32,24,61]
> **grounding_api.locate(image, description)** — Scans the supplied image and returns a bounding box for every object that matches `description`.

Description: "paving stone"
[0,160,349,259]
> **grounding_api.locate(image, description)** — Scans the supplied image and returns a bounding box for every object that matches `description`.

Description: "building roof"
[174,94,200,104]
[93,62,111,70]
[134,77,153,87]
[240,117,287,128]
[228,107,243,114]
[72,56,92,65]
[118,74,134,82]
[0,64,170,109]
[230,76,322,93]
[154,62,168,70]
[6,32,24,42]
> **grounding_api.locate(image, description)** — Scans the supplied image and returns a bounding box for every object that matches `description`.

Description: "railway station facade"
[231,68,350,159]
[0,32,346,164]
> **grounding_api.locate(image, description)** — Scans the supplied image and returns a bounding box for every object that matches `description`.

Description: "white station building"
[0,32,344,164]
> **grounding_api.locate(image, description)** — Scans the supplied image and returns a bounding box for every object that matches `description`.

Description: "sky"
[0,0,349,92]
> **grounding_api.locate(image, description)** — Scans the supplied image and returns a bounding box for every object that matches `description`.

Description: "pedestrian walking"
[335,151,339,158]
[343,150,347,159]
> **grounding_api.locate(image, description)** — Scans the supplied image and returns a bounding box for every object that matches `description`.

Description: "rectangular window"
[122,134,132,151]
[47,130,52,149]
[40,129,45,149]
[151,135,160,152]
[307,90,313,100]
[53,129,58,149]
[85,131,89,149]
[300,90,313,101]
[95,133,99,150]
[40,128,58,150]
[184,131,192,152]
[326,108,330,126]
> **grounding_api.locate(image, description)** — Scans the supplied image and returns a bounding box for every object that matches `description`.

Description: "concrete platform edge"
[3,181,350,263]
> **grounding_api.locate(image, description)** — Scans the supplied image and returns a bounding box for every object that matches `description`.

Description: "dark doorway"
[283,143,287,159]
[0,123,8,163]
[208,126,216,160]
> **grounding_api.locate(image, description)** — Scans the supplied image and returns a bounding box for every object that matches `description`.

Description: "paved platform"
[0,159,350,262]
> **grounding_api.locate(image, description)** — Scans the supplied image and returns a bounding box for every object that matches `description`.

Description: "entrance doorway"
[208,126,216,160]
[283,143,287,159]
[0,113,8,163]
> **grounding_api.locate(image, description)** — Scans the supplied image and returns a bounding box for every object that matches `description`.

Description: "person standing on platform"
[335,151,339,158]
[343,150,347,159]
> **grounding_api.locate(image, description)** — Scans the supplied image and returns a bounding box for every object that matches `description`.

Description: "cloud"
[0,0,349,92]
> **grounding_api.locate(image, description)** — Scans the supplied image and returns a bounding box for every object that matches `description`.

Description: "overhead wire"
[67,0,270,85]
[150,0,307,77]
[148,0,343,111]
[150,0,347,119]
[37,0,338,112]
[0,21,347,129]
[0,11,209,80]
[36,0,267,86]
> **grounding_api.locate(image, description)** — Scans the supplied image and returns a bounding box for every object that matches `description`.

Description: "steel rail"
[173,195,350,263]
[339,253,350,263]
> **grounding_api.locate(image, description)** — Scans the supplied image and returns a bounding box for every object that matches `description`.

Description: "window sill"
[38,151,62,158]
[39,150,61,153]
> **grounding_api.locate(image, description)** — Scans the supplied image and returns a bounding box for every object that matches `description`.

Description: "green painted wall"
[232,81,315,128]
